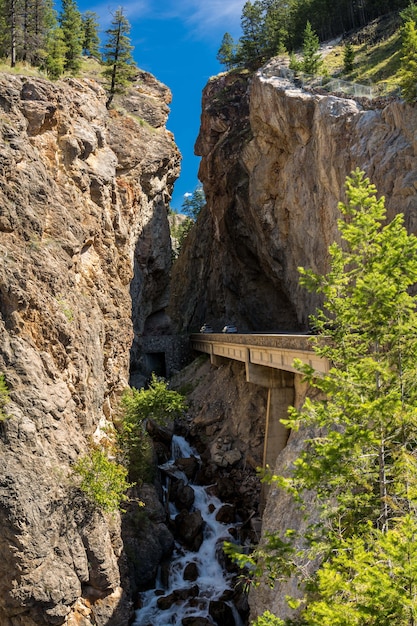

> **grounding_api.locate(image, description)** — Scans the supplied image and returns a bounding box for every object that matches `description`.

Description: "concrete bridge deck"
[191,333,330,491]
[190,333,329,379]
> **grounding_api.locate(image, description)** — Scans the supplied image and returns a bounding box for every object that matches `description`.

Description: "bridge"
[190,333,330,478]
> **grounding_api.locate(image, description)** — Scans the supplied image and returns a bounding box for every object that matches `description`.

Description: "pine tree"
[181,185,205,220]
[0,0,8,58]
[82,10,100,58]
[301,20,323,74]
[248,170,417,625]
[343,41,355,73]
[237,0,265,69]
[217,32,237,70]
[261,0,293,57]
[400,19,417,103]
[60,0,83,74]
[44,26,66,78]
[102,8,137,108]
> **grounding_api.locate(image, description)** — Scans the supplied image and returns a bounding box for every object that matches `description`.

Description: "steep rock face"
[169,60,417,621]
[0,72,180,625]
[169,63,417,332]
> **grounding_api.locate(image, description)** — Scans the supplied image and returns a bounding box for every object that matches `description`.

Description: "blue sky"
[77,0,246,211]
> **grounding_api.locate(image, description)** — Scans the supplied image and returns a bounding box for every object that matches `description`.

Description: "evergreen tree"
[82,10,100,58]
[400,0,417,25]
[0,0,8,58]
[10,0,17,66]
[301,20,323,74]
[400,18,417,102]
[44,26,66,78]
[102,7,137,108]
[237,0,265,68]
[217,32,237,69]
[261,2,288,58]
[343,41,355,73]
[243,170,417,624]
[181,185,205,220]
[60,0,83,73]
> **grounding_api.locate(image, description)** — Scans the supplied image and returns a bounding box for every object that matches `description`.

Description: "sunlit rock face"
[169,59,417,621]
[0,71,180,625]
[169,63,417,333]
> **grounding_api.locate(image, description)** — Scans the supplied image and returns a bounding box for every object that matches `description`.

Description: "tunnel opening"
[144,351,167,379]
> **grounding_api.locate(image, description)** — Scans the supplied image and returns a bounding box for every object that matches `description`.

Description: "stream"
[132,435,245,626]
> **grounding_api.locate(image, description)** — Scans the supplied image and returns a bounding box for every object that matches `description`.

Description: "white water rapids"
[133,435,244,626]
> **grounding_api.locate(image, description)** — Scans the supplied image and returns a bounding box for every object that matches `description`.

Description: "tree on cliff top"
[243,170,417,625]
[81,11,100,58]
[60,0,83,73]
[399,17,417,102]
[102,7,137,108]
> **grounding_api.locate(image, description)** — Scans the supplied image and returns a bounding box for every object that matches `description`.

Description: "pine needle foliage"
[102,8,137,108]
[118,373,187,482]
[400,18,417,102]
[248,169,417,625]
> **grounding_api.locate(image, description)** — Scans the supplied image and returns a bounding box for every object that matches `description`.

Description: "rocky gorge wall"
[169,59,417,621]
[0,70,180,625]
[169,61,417,333]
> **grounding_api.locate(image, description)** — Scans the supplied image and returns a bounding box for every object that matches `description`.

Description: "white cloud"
[158,0,245,38]
[86,0,150,28]
[84,0,244,39]
[183,192,193,198]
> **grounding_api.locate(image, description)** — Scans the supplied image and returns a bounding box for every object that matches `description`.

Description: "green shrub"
[73,447,133,512]
[343,42,355,73]
[118,373,187,482]
[0,374,10,421]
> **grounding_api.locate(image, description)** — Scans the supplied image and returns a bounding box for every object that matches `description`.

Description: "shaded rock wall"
[169,63,417,332]
[0,71,180,625]
[169,60,417,621]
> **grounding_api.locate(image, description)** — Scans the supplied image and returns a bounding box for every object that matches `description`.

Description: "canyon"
[0,54,416,625]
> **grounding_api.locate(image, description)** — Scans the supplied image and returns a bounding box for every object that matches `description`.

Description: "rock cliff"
[169,59,417,621]
[0,70,180,625]
[169,61,417,333]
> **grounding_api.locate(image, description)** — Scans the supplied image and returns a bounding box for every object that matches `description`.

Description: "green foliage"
[303,516,417,625]
[343,42,355,73]
[181,185,205,220]
[301,21,322,75]
[399,18,417,102]
[102,8,137,108]
[81,11,100,58]
[43,27,66,78]
[237,0,266,68]
[253,611,285,626]
[118,374,187,482]
[400,0,417,25]
[222,0,410,73]
[60,0,83,73]
[73,447,133,512]
[217,32,238,69]
[0,373,10,421]
[171,216,194,260]
[244,170,417,624]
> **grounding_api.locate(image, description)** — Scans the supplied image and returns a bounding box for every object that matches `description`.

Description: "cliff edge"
[169,61,417,333]
[0,71,180,625]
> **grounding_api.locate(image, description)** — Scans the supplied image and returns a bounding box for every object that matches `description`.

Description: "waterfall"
[133,435,245,626]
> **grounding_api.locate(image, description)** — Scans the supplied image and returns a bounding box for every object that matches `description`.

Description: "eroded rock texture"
[0,72,180,625]
[169,63,417,332]
[169,59,417,621]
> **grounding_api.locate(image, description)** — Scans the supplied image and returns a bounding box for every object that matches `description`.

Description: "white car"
[200,324,214,333]
[222,324,238,333]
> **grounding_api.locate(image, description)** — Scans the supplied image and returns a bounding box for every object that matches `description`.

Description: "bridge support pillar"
[260,371,294,509]
[263,373,294,470]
